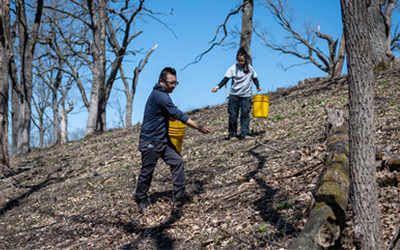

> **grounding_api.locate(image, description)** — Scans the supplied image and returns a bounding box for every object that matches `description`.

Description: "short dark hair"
[159,67,177,81]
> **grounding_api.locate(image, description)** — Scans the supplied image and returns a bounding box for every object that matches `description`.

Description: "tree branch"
[182,3,245,70]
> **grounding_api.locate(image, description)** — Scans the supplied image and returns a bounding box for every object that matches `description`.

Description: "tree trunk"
[340,0,383,248]
[240,0,254,65]
[13,0,33,155]
[124,45,157,127]
[368,0,395,71]
[60,101,70,144]
[85,0,107,136]
[0,0,10,166]
[332,34,346,77]
[125,88,134,128]
[39,118,44,149]
[52,69,62,145]
[11,0,43,156]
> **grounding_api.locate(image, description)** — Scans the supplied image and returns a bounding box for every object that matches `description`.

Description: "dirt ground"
[1,62,400,249]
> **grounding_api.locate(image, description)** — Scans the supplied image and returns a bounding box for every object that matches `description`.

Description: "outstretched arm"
[186,118,211,134]
[212,77,229,93]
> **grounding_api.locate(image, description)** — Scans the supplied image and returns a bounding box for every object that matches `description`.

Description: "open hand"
[198,125,211,134]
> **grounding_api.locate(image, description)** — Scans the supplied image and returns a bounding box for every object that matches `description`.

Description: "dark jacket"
[140,82,189,143]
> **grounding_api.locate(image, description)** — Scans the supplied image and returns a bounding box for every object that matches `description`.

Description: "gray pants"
[135,138,186,200]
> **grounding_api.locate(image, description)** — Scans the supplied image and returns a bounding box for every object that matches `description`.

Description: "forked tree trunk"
[11,0,43,156]
[125,45,157,127]
[85,0,107,136]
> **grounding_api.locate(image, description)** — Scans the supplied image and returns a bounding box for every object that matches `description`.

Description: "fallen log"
[376,146,400,172]
[384,159,400,172]
[288,106,350,249]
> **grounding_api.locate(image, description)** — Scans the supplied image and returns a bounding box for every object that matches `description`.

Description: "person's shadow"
[120,181,204,250]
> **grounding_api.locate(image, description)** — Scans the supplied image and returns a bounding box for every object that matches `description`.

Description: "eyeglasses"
[163,80,179,86]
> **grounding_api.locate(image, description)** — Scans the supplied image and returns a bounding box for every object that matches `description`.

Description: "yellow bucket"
[168,120,186,154]
[252,94,270,118]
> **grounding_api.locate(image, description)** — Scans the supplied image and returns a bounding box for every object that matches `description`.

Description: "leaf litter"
[1,60,400,249]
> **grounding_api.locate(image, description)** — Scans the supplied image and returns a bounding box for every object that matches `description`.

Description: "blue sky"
[65,0,395,133]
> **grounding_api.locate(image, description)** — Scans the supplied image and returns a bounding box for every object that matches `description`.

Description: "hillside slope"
[1,62,400,249]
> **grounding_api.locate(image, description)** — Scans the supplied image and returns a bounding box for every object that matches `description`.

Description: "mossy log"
[288,107,349,250]
[384,159,400,172]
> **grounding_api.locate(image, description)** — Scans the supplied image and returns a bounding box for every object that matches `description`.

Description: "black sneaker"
[136,197,150,213]
[173,190,191,207]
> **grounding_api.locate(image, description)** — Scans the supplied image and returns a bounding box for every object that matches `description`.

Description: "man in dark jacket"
[135,67,211,212]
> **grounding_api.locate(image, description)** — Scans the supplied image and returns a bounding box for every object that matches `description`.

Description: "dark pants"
[228,95,252,137]
[135,138,186,200]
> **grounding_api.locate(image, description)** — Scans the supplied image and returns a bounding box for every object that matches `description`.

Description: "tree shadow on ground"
[1,155,47,179]
[247,145,296,239]
[0,176,65,217]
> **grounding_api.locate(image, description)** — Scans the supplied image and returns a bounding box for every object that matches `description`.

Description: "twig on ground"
[279,161,323,179]
[256,142,283,153]
[212,224,256,248]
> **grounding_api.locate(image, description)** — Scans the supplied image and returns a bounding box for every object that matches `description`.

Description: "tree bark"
[332,34,346,77]
[240,0,254,65]
[60,101,73,144]
[11,0,44,156]
[85,0,107,136]
[84,0,145,135]
[340,0,383,248]
[368,0,395,71]
[52,69,62,145]
[0,0,10,166]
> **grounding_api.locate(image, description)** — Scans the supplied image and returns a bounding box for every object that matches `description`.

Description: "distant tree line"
[1,0,399,163]
[0,0,161,163]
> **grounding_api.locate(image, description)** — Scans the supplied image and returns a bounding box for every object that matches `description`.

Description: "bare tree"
[31,73,52,149]
[60,99,73,144]
[122,44,157,127]
[9,0,44,156]
[391,1,400,53]
[0,0,10,165]
[255,0,346,77]
[37,4,76,146]
[341,0,383,248]
[368,0,396,70]
[109,43,157,129]
[48,0,158,136]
